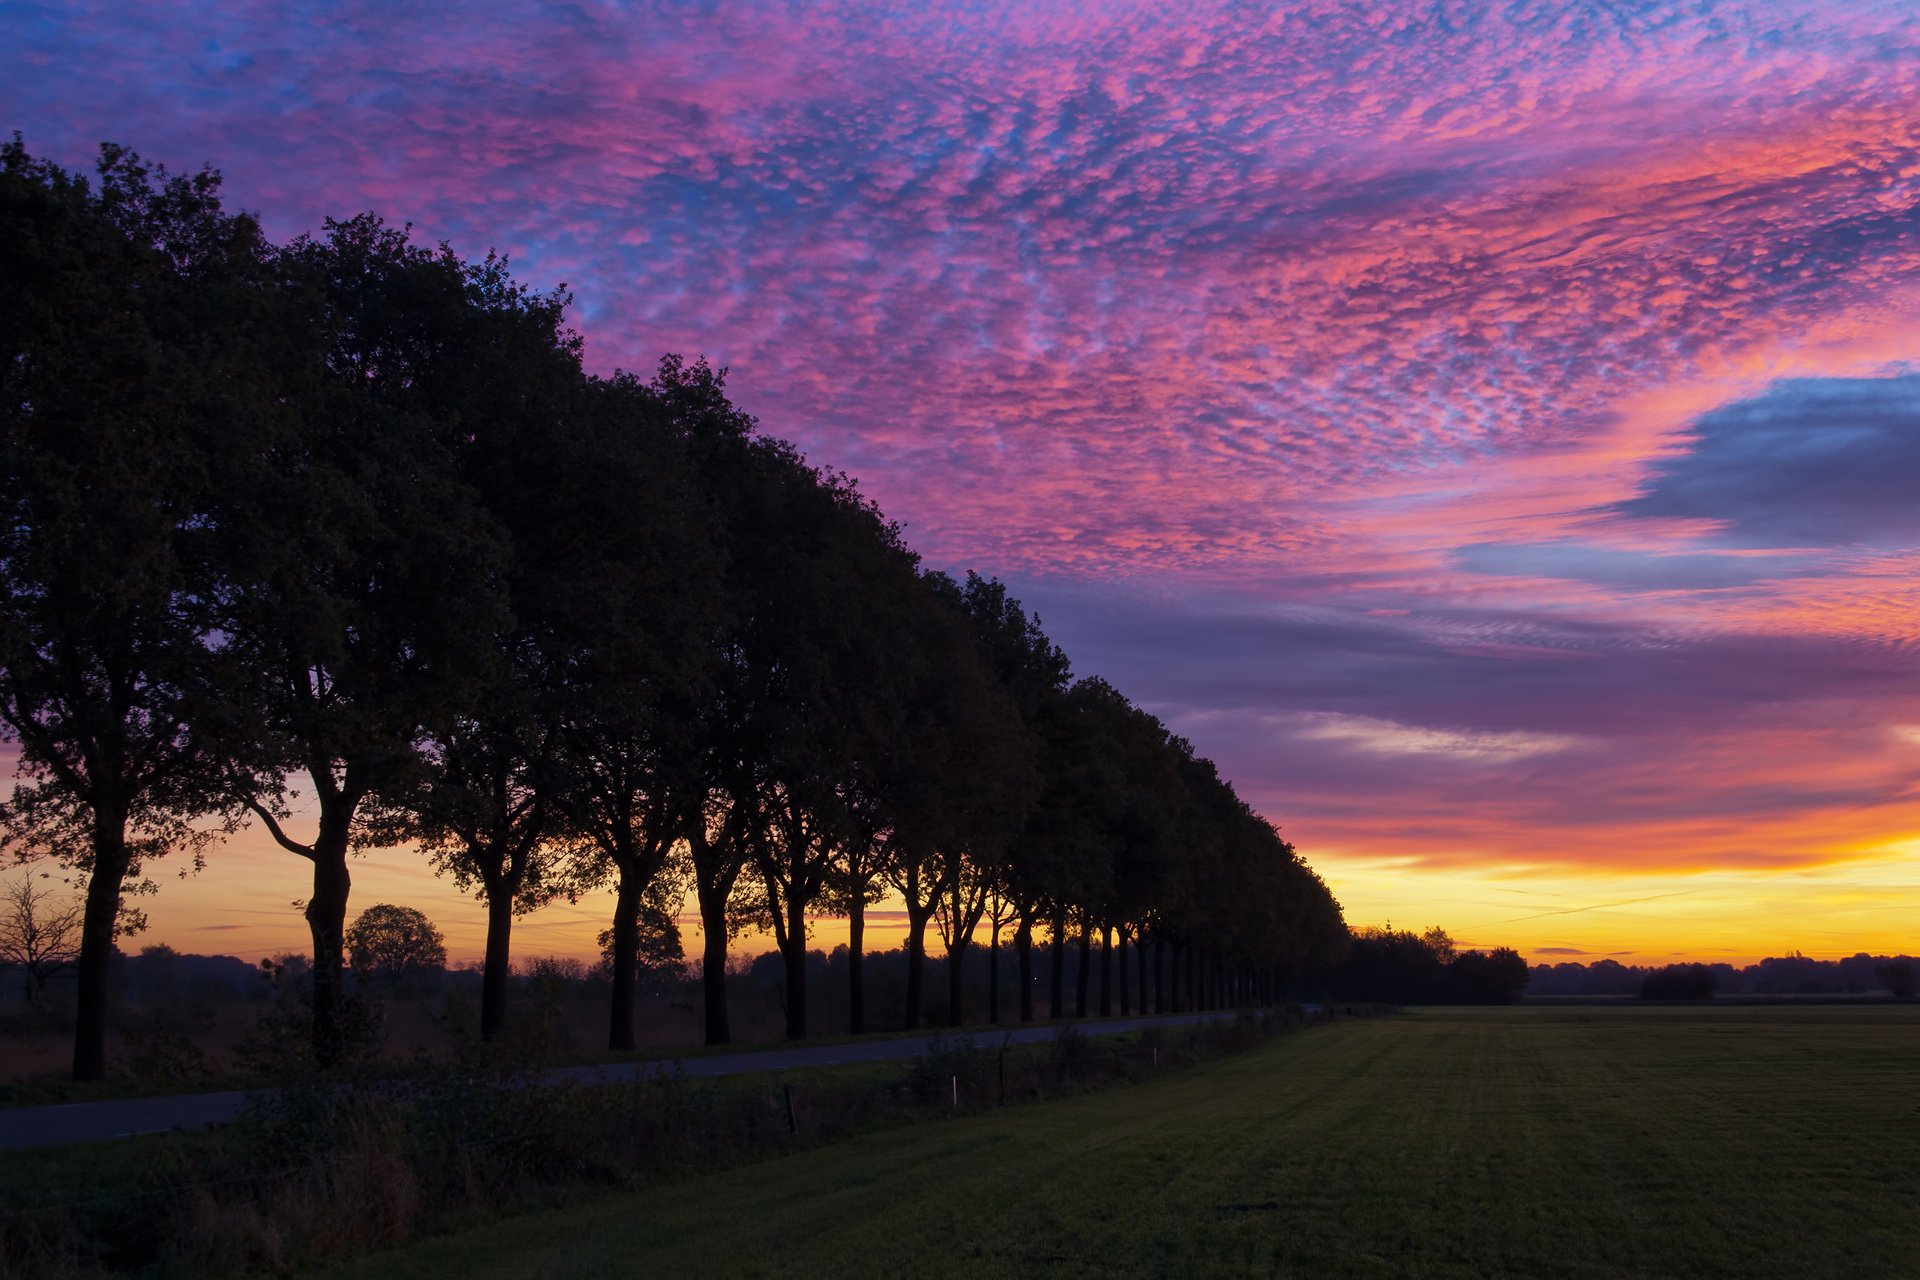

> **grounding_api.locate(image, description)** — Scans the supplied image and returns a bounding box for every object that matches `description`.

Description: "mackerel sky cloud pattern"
[8,0,1920,957]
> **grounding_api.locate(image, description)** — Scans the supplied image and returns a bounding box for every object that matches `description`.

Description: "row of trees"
[0,140,1350,1079]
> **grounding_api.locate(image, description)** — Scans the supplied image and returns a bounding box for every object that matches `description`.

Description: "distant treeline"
[1530,953,1919,999]
[0,140,1349,1081]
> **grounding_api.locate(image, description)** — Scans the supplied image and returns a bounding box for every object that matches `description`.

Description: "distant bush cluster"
[1325,926,1530,1004]
[0,139,1348,1081]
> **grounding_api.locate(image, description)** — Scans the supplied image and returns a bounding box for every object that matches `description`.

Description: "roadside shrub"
[234,956,384,1074]
[1051,1022,1091,1063]
[121,1019,211,1084]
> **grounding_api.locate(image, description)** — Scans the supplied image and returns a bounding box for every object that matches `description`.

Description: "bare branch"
[242,796,314,860]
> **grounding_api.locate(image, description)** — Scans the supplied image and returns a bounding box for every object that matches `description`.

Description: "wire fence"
[0,1003,1393,1277]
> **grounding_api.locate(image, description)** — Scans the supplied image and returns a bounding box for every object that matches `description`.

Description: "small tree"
[594,887,685,995]
[345,904,446,983]
[0,872,82,1002]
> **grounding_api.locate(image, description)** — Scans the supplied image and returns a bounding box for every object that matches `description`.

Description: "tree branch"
[243,796,314,860]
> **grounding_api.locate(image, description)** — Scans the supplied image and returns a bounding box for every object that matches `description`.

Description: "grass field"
[322,1005,1920,1279]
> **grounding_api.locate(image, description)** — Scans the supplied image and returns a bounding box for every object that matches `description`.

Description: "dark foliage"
[1639,963,1718,1000]
[0,138,1349,1079]
[1326,927,1530,1004]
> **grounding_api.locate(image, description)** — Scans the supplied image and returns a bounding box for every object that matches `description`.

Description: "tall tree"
[375,256,603,1041]
[935,575,1057,1025]
[586,357,759,1049]
[0,140,267,1078]
[733,463,923,1040]
[214,216,510,1066]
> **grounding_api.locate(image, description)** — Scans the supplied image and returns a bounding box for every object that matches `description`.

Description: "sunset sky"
[6,0,1920,967]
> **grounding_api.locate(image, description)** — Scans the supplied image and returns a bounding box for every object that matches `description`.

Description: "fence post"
[951,1074,958,1108]
[783,1083,797,1135]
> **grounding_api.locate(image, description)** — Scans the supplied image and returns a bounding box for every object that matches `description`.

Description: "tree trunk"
[1099,923,1113,1017]
[71,810,130,1082]
[904,906,929,1028]
[482,883,517,1042]
[947,937,968,1028]
[1118,925,1130,1016]
[988,922,1001,1024]
[1016,916,1034,1022]
[782,893,808,1040]
[847,896,866,1035]
[1048,910,1066,1018]
[1136,928,1149,1016]
[306,801,355,1069]
[1075,923,1091,1018]
[698,878,731,1046]
[606,873,640,1050]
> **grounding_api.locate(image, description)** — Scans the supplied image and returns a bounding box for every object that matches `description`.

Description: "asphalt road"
[1,1009,1254,1154]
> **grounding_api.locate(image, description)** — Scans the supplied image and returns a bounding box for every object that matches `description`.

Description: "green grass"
[322,1005,1920,1279]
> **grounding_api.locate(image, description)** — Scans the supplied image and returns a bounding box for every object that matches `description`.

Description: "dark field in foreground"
[327,1005,1920,1279]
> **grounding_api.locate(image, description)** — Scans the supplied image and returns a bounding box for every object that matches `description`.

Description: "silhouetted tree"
[0,871,83,1002]
[595,883,685,993]
[1448,947,1530,1003]
[738,471,925,1040]
[931,574,1049,1027]
[345,903,446,981]
[0,140,268,1077]
[376,258,607,1041]
[214,215,511,1066]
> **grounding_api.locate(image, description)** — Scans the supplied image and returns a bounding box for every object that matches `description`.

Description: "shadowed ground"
[322,1005,1920,1279]
[1,1010,1245,1152]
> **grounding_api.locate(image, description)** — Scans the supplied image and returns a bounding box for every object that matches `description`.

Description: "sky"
[6,0,1920,967]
